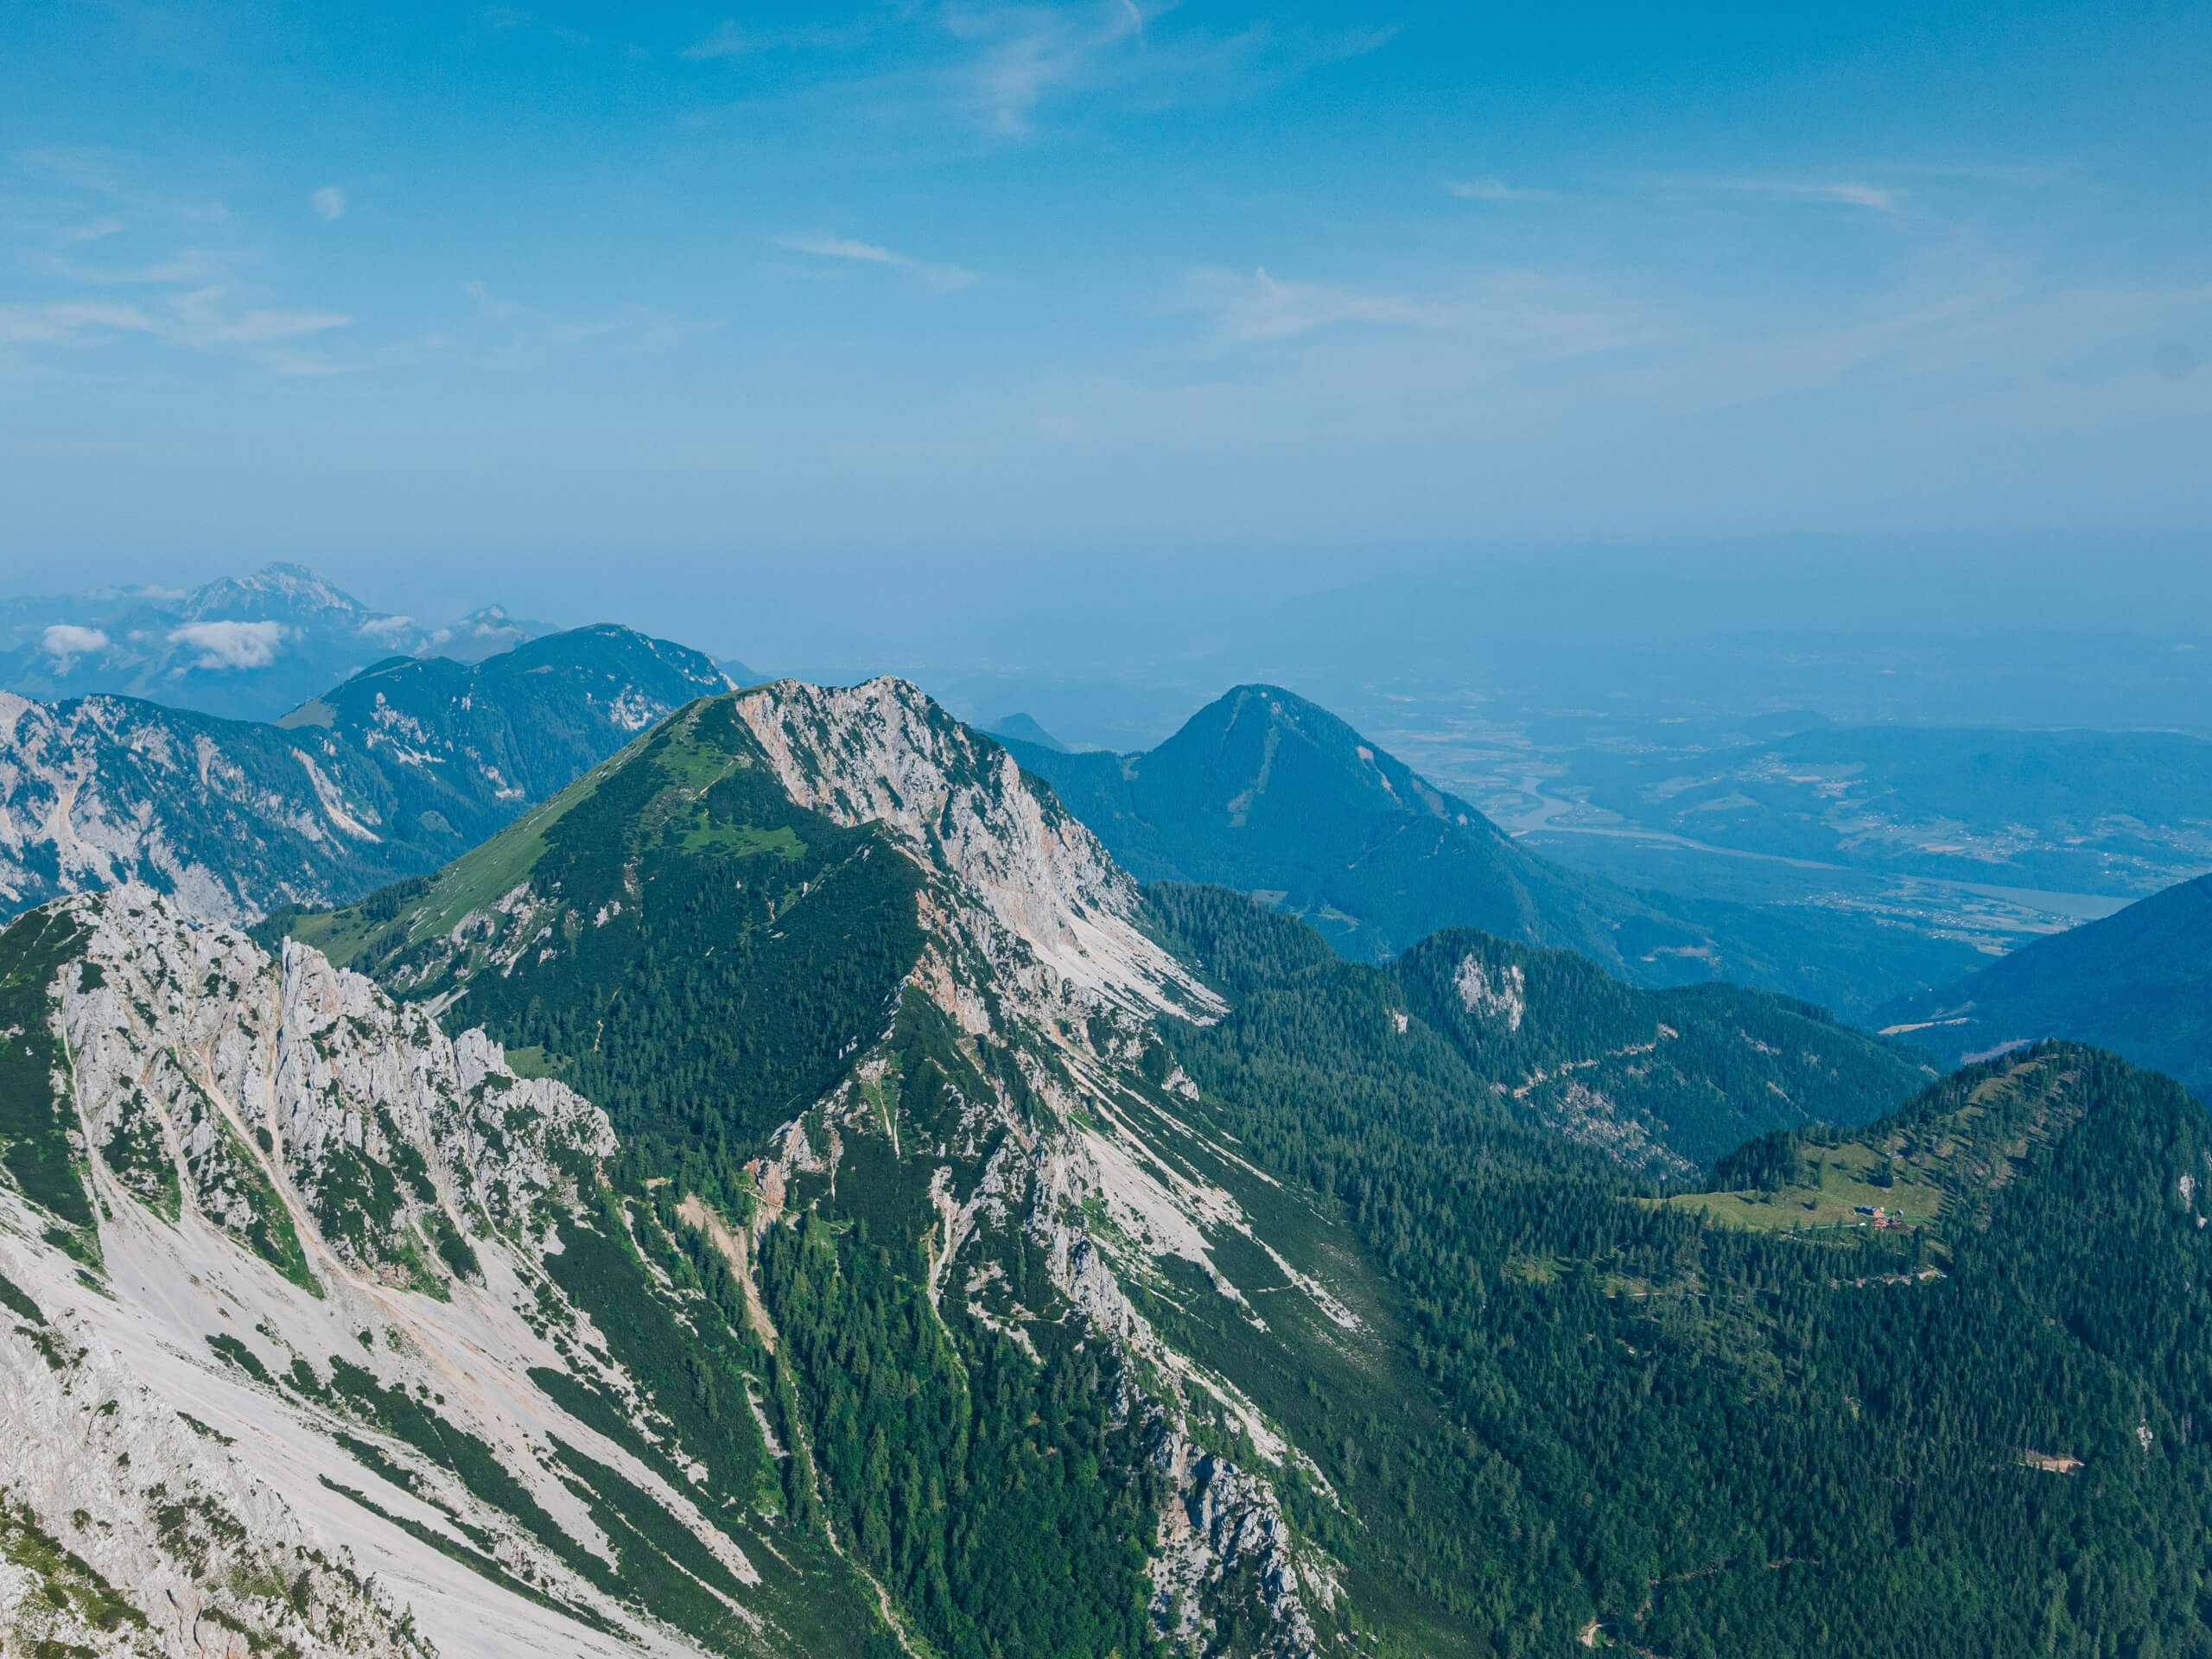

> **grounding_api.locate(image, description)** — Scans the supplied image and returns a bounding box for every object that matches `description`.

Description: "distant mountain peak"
[984,710,1070,752]
[181,560,372,624]
[0,566,575,721]
[419,602,561,664]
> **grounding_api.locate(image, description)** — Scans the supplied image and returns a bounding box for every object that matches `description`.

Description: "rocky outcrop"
[734,677,1219,1021]
[60,890,615,1293]
[0,888,787,1659]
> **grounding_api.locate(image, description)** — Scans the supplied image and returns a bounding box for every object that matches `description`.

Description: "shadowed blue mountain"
[1003,683,1983,1016]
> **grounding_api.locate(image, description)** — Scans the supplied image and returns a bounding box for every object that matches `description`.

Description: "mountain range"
[1873,871,2212,1099]
[5,674,2209,1656]
[1003,684,1986,1018]
[0,563,560,722]
[0,624,728,925]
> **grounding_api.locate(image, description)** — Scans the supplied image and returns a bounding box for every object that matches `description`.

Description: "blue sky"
[1,1,2206,652]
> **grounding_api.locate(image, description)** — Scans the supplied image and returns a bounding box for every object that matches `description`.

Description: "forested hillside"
[1873,870,2212,1099]
[1156,885,1928,1174]
[1151,889,2212,1657]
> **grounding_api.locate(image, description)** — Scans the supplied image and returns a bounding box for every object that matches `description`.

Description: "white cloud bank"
[169,620,284,670]
[41,625,110,669]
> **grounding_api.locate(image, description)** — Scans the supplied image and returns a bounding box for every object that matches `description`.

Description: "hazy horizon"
[4,0,2207,620]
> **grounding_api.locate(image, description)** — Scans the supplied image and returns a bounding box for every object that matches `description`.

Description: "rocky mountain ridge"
[311,677,1349,1654]
[0,680,1378,1657]
[0,625,728,929]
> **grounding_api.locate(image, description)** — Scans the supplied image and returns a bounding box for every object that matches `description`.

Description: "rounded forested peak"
[1845,1040,2170,1185]
[1142,682,1459,840]
[473,621,727,690]
[321,650,474,702]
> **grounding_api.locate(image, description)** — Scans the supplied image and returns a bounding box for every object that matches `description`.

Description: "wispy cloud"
[0,300,157,346]
[45,248,231,286]
[483,6,590,47]
[450,280,715,356]
[12,148,232,224]
[11,149,127,196]
[463,278,520,321]
[1,272,348,364]
[1172,266,1671,397]
[546,303,713,348]
[2,150,358,373]
[775,233,982,292]
[1677,176,1904,213]
[310,186,346,222]
[191,306,352,346]
[682,18,872,60]
[1446,177,1557,202]
[683,19,756,60]
[673,5,1391,154]
[950,2,1148,137]
[933,3,1392,139]
[1197,267,1465,343]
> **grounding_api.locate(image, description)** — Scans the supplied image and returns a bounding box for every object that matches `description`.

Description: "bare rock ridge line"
[732,676,1220,1020]
[718,679,1331,1656]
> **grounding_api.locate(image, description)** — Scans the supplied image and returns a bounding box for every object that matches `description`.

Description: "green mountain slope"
[0,623,728,926]
[1872,870,2212,1098]
[1154,884,1928,1174]
[1006,684,1983,1017]
[292,690,932,1152]
[1151,890,2212,1658]
[292,680,1336,1656]
[15,676,2212,1658]
[1389,920,1932,1171]
[287,679,2140,1656]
